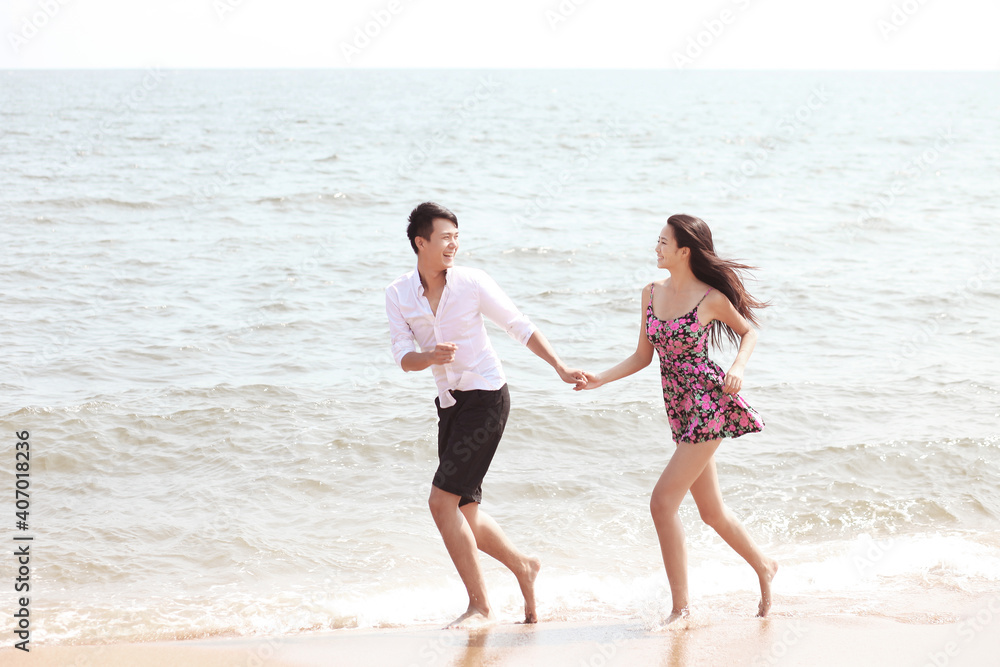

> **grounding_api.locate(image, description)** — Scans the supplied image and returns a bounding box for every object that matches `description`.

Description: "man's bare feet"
[757,558,779,617]
[516,557,542,624]
[665,607,690,625]
[446,604,497,629]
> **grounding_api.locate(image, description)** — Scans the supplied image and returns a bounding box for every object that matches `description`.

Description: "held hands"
[573,371,604,391]
[557,365,588,388]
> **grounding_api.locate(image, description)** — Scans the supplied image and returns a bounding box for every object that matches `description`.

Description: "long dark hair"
[668,214,768,348]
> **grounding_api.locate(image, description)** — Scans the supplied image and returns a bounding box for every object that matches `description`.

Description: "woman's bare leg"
[689,456,779,616]
[649,439,722,621]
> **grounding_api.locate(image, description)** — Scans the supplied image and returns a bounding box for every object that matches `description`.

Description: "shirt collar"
[411,263,424,297]
[412,263,450,297]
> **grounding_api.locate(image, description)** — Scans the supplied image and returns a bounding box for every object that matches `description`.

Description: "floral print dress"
[646,283,764,444]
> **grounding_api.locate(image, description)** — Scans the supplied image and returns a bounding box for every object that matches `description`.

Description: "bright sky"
[2,0,998,69]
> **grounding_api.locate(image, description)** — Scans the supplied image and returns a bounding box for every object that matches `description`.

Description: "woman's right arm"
[576,284,655,390]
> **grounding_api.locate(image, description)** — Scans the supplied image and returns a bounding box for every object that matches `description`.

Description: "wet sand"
[4,610,1000,667]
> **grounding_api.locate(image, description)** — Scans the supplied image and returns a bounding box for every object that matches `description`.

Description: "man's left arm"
[524,329,587,385]
[478,272,586,387]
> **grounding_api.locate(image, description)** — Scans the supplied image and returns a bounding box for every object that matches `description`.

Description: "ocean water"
[1,69,999,645]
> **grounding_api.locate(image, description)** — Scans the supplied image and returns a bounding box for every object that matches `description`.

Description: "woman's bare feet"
[516,556,542,624]
[757,558,779,617]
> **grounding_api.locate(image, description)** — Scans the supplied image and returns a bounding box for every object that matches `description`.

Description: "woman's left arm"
[702,290,757,395]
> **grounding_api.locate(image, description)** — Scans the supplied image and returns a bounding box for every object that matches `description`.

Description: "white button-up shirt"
[385,265,537,408]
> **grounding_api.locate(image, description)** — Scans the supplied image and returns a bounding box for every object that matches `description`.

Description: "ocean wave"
[37,196,160,210]
[28,530,1000,645]
[253,191,361,207]
[500,246,578,257]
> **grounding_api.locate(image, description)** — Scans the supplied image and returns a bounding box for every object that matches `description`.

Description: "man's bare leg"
[460,502,541,623]
[428,486,497,628]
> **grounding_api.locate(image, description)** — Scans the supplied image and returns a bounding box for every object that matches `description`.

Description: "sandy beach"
[4,609,999,667]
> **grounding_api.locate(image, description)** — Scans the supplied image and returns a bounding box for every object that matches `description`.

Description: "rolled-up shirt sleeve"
[477,272,537,345]
[385,286,417,369]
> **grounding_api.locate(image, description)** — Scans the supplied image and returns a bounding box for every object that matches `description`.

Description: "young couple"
[384,202,779,628]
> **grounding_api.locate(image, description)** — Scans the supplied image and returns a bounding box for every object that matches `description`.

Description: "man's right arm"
[401,344,457,372]
[386,287,457,372]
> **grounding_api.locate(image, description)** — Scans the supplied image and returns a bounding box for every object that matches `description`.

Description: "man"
[385,202,585,627]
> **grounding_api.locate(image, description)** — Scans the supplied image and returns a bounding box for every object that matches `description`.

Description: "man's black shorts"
[433,384,510,506]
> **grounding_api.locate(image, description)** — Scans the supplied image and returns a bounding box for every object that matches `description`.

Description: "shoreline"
[4,610,999,667]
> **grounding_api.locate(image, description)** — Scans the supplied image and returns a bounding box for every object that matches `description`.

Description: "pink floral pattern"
[646,284,764,444]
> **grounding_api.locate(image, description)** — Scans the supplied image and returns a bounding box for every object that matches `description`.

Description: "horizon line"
[3,66,999,72]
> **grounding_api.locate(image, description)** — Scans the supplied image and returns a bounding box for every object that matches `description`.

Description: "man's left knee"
[428,487,458,517]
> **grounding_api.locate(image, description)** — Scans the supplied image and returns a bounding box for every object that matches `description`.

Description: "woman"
[577,214,778,623]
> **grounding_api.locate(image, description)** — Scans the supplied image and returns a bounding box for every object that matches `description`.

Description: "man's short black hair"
[407,202,458,254]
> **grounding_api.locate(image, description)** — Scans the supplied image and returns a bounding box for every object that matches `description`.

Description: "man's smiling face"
[417,217,459,271]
